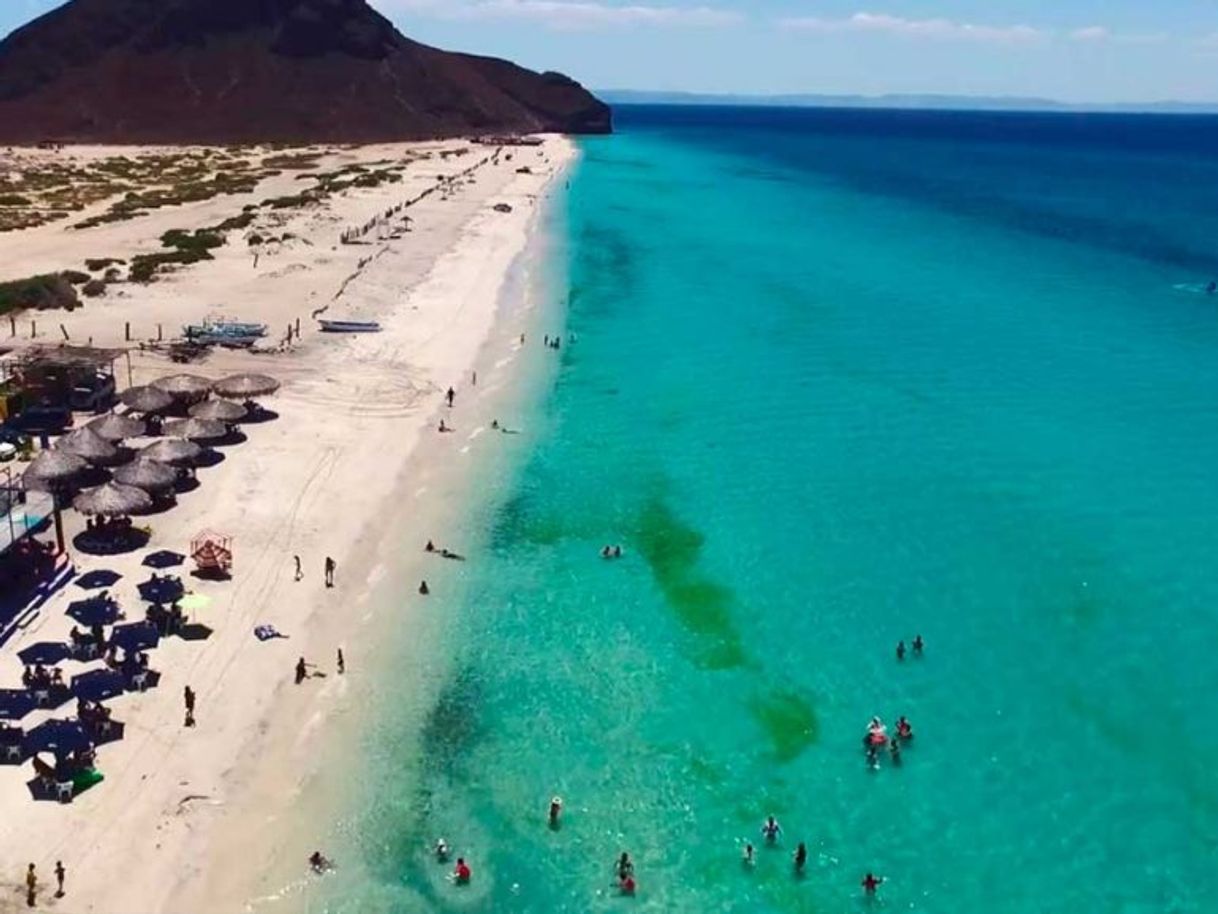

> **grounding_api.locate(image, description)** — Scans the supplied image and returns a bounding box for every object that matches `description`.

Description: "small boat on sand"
[318,319,382,333]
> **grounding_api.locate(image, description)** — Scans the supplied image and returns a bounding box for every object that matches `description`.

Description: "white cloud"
[390,0,742,30]
[779,12,1045,44]
[1070,25,1168,45]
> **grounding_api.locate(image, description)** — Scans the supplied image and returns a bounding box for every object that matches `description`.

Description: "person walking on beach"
[25,863,36,908]
[295,657,309,685]
[419,581,430,595]
[337,649,345,675]
[54,861,65,898]
[294,555,302,582]
[184,685,196,727]
[324,557,336,588]
[446,387,456,408]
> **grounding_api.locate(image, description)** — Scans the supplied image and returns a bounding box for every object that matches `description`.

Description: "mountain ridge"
[0,0,611,144]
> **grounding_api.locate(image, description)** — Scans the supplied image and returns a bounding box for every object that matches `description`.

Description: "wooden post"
[126,351,133,388]
[295,317,300,336]
[30,320,36,339]
[157,323,163,341]
[8,316,14,337]
[59,323,69,341]
[125,322,131,342]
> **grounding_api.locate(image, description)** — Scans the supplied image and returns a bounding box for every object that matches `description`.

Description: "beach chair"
[55,780,74,803]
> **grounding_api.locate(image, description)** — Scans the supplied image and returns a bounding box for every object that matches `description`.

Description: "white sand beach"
[0,135,575,912]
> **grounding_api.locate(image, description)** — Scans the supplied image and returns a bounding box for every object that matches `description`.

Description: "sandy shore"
[0,135,575,912]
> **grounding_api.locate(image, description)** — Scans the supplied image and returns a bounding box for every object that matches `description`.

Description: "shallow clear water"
[339,107,1218,914]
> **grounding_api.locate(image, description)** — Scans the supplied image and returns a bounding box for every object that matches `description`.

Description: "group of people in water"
[599,544,625,559]
[863,715,915,768]
[740,816,884,895]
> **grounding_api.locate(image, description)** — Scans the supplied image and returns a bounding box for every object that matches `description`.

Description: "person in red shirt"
[619,874,636,895]
[454,858,471,884]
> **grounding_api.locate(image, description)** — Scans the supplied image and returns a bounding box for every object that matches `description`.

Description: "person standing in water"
[616,852,634,881]
[862,872,884,894]
[549,796,563,827]
[896,640,906,661]
[454,858,471,884]
[761,815,782,844]
[912,634,924,656]
[742,843,755,867]
[794,842,808,873]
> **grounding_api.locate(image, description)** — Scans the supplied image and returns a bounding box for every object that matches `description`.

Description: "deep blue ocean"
[331,106,1218,914]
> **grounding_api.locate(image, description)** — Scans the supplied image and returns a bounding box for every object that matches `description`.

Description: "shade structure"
[191,531,232,574]
[23,719,89,757]
[188,398,246,422]
[110,621,159,652]
[140,438,202,467]
[138,576,184,604]
[22,450,87,490]
[71,669,127,703]
[66,597,120,627]
[17,641,72,665]
[75,569,121,590]
[73,482,153,517]
[152,374,212,400]
[86,413,145,442]
[0,688,36,722]
[161,418,227,442]
[119,385,173,414]
[213,373,279,399]
[57,428,121,466]
[113,458,177,493]
[143,550,185,569]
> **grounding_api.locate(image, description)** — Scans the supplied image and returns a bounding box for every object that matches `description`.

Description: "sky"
[3,0,1217,103]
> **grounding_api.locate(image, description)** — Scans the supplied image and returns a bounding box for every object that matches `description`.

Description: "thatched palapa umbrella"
[21,450,87,551]
[188,399,246,422]
[22,450,87,491]
[56,428,122,466]
[73,482,152,517]
[162,418,227,442]
[152,374,213,401]
[87,412,145,442]
[119,385,173,414]
[140,438,202,467]
[213,373,279,399]
[113,458,177,493]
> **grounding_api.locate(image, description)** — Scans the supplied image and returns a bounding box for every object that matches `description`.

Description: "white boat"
[318,319,382,333]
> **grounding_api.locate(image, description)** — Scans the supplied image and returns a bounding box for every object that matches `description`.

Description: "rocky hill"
[0,0,611,144]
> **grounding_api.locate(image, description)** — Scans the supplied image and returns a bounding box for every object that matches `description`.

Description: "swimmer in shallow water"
[616,852,634,881]
[549,796,563,827]
[742,843,755,867]
[761,815,782,843]
[794,842,808,873]
[434,839,450,862]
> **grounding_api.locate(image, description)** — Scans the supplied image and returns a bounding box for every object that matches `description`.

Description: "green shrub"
[82,279,106,297]
[0,274,81,314]
[60,270,91,285]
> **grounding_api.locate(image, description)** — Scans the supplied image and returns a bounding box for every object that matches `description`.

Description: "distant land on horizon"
[599,90,1218,116]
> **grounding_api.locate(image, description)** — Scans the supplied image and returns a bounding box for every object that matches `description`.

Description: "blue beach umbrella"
[143,550,185,570]
[66,597,121,627]
[71,670,127,703]
[17,642,72,666]
[138,577,185,605]
[74,569,122,591]
[23,719,89,757]
[0,689,36,722]
[109,622,159,653]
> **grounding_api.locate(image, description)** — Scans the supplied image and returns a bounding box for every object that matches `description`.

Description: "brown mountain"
[0,0,611,144]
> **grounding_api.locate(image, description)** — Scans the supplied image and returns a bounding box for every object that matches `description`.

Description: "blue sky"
[3,1,1217,102]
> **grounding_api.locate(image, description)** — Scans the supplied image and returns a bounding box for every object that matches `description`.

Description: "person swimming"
[434,839,450,861]
[794,842,808,872]
[742,843,756,867]
[761,815,782,843]
[889,739,902,764]
[896,640,906,661]
[861,872,884,894]
[896,716,913,741]
[454,858,471,884]
[1208,281,1217,295]
[549,796,563,827]
[601,545,613,558]
[617,852,634,881]
[912,634,924,655]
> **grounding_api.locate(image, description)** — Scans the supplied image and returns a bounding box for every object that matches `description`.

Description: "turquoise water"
[342,109,1218,913]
